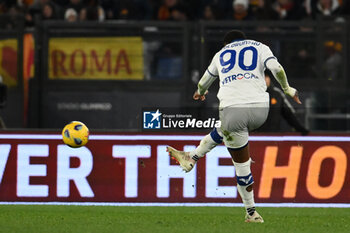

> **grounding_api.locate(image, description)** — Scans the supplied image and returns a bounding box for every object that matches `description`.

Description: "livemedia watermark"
[142,108,221,131]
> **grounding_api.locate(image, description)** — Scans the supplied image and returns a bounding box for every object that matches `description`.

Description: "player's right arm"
[265,58,302,104]
[193,70,216,101]
[194,55,219,101]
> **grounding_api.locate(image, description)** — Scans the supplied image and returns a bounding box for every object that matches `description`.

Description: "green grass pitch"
[0,205,349,233]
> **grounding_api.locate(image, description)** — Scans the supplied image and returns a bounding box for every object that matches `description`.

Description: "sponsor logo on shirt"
[221,72,260,85]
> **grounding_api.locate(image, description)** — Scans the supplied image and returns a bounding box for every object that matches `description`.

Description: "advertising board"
[0,133,349,206]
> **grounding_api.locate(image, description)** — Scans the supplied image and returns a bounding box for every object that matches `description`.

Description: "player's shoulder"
[212,50,222,60]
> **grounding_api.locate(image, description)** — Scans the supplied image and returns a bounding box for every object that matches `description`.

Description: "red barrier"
[0,133,349,203]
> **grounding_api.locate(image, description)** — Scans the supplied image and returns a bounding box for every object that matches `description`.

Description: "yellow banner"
[49,37,144,80]
[0,39,18,87]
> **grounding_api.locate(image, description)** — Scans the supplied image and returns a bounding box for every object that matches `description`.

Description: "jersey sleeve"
[260,44,276,68]
[207,54,219,78]
[197,54,219,95]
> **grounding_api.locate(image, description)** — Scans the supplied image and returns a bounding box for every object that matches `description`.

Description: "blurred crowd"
[0,0,349,26]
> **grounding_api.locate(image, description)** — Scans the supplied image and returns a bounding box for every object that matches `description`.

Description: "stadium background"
[0,1,349,231]
[0,0,349,131]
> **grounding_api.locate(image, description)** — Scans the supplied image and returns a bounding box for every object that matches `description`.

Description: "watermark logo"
[142,108,221,130]
[143,109,162,129]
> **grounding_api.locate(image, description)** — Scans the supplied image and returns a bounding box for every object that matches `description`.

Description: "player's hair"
[223,30,247,45]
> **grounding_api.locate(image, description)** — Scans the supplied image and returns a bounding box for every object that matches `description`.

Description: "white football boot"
[166,146,195,172]
[245,211,264,223]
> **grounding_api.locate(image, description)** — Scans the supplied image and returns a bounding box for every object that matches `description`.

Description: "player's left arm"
[265,58,301,104]
[194,56,219,101]
[260,44,301,105]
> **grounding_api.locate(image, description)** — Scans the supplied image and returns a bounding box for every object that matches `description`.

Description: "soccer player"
[167,30,301,223]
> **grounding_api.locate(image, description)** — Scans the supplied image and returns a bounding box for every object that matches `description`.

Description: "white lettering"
[157,145,196,198]
[57,145,94,197]
[178,121,184,128]
[113,145,151,198]
[206,146,237,198]
[171,120,178,128]
[17,144,49,197]
[162,118,169,128]
[196,120,203,128]
[203,119,211,128]
[186,118,196,127]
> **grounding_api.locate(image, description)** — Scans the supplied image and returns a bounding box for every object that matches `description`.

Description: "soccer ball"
[62,121,89,148]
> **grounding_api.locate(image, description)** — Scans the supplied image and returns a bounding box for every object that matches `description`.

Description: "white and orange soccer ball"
[62,121,89,148]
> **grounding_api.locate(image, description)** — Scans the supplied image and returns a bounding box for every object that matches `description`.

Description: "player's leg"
[221,105,267,223]
[190,127,222,160]
[227,142,263,223]
[167,127,222,172]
